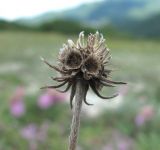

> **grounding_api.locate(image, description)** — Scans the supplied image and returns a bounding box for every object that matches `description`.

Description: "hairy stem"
[68,80,85,150]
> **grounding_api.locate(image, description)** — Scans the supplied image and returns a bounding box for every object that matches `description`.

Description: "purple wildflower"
[20,122,49,150]
[118,140,131,150]
[38,89,66,109]
[20,124,37,141]
[20,122,49,141]
[103,131,135,150]
[10,87,25,118]
[135,115,145,127]
[38,92,54,109]
[135,105,154,127]
[102,144,113,150]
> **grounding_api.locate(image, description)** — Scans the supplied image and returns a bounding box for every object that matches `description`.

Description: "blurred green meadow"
[0,30,160,150]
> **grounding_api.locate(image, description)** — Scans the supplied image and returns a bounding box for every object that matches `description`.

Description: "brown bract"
[41,31,126,109]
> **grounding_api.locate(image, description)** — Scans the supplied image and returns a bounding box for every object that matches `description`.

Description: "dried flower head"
[41,31,126,109]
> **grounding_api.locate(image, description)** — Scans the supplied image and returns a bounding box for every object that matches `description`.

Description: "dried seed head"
[65,50,82,70]
[42,31,126,108]
[58,31,112,78]
[59,40,82,70]
[81,54,101,80]
[84,56,99,73]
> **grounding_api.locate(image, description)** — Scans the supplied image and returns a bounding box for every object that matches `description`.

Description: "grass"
[0,31,160,150]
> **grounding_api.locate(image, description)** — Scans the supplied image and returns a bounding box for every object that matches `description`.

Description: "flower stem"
[68,80,85,150]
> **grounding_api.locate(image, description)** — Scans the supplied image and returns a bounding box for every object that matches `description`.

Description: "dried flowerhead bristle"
[42,31,126,108]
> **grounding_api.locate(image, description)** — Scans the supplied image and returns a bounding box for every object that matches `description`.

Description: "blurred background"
[0,0,160,149]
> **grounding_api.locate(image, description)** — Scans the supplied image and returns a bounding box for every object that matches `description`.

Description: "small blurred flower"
[118,140,131,150]
[135,105,155,127]
[102,131,134,150]
[102,144,113,150]
[20,122,49,141]
[135,115,145,127]
[37,122,49,142]
[20,124,37,141]
[38,92,54,109]
[38,89,66,109]
[20,122,49,150]
[10,87,25,118]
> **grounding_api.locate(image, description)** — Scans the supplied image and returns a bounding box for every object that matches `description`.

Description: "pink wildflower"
[10,87,25,118]
[20,124,37,141]
[135,105,155,127]
[20,122,49,142]
[38,92,54,109]
[103,131,134,150]
[38,89,66,109]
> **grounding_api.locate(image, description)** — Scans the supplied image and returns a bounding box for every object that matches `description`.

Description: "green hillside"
[119,13,160,38]
[0,20,28,30]
[17,0,160,26]
[2,0,160,38]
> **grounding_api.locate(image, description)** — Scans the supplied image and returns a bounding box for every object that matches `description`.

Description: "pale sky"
[0,0,102,20]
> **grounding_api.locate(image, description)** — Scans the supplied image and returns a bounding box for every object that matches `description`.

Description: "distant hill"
[0,20,28,30]
[0,19,121,37]
[127,14,160,38]
[2,0,160,38]
[37,19,95,34]
[17,0,160,26]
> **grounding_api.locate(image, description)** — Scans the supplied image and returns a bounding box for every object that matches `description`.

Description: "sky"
[0,0,102,20]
